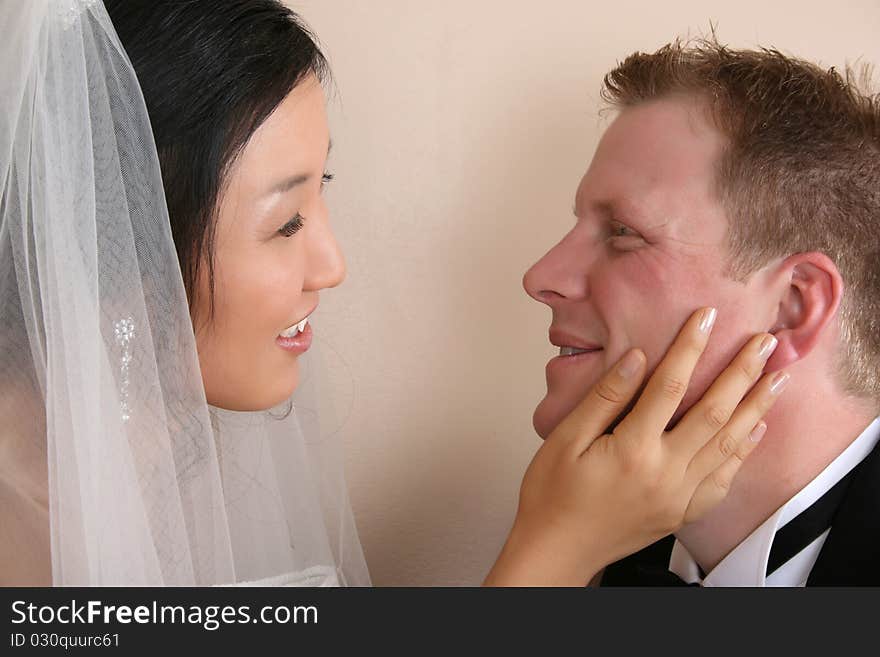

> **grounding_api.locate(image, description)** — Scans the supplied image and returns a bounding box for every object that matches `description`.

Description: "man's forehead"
[605,102,720,168]
[578,100,725,215]
[614,94,718,136]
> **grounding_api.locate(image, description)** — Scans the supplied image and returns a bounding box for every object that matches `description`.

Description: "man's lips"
[548,328,602,352]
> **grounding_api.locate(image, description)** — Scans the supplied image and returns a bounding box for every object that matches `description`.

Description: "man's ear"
[764,252,843,371]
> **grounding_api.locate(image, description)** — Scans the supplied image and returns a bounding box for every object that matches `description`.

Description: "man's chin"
[532,413,552,440]
[532,395,574,440]
[532,390,637,440]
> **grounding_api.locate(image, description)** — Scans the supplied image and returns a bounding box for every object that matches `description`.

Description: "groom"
[522,39,880,585]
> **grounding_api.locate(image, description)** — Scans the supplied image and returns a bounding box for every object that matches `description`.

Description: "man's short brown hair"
[602,38,880,405]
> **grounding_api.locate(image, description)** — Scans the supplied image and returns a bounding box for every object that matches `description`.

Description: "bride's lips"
[276,305,317,355]
[276,321,313,354]
[275,304,318,355]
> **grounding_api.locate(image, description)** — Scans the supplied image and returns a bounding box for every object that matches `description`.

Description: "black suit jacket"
[602,436,880,586]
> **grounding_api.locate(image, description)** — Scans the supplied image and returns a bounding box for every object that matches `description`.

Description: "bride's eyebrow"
[267,173,309,195]
[263,139,332,196]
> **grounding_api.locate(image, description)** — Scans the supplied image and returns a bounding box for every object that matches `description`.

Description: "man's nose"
[523,230,593,305]
[304,208,346,291]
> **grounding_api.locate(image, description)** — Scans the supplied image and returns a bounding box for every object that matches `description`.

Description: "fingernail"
[749,421,768,443]
[617,350,643,379]
[759,335,778,361]
[770,371,790,395]
[699,307,717,334]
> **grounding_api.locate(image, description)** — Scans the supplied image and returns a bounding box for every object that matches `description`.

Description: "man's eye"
[321,171,334,189]
[610,221,637,238]
[279,213,304,237]
[608,221,645,250]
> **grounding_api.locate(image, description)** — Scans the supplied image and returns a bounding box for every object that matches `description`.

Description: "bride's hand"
[484,307,787,586]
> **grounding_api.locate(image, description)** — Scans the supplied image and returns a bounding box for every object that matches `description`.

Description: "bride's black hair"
[104,0,329,320]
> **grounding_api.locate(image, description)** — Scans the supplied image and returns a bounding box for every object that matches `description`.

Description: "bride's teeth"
[280,316,310,338]
[560,346,591,356]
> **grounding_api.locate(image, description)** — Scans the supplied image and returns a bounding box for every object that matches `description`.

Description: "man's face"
[524,95,775,438]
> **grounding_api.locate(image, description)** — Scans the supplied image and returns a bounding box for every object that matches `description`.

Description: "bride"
[0,0,785,586]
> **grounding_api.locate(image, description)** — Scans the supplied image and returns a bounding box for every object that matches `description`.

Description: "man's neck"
[674,363,877,575]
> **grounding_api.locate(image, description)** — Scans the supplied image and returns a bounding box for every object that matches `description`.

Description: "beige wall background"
[289,0,880,585]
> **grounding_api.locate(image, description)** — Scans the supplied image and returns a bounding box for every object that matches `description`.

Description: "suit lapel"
[600,535,677,586]
[602,436,880,586]
[807,437,880,586]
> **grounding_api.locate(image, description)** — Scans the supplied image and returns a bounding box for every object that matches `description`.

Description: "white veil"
[0,0,370,586]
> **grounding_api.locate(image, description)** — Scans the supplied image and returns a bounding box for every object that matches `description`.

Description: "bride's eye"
[279,213,304,237]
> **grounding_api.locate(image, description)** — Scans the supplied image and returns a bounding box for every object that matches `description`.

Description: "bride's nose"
[303,211,346,291]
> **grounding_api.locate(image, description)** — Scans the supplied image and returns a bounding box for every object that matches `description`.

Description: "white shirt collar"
[669,416,880,587]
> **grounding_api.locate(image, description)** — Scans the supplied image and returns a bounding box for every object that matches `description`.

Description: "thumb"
[548,349,647,455]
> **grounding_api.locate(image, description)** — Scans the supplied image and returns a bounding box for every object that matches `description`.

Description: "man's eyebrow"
[264,139,333,196]
[573,199,616,220]
[592,199,644,222]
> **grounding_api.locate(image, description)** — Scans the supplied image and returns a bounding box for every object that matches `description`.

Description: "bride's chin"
[262,366,302,410]
[205,370,300,413]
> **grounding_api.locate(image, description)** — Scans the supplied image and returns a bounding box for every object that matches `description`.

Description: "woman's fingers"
[668,332,777,458]
[685,369,789,484]
[613,307,716,442]
[683,368,789,522]
[684,421,768,523]
[549,349,647,454]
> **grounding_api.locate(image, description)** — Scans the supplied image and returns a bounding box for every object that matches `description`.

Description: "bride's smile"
[276,308,315,355]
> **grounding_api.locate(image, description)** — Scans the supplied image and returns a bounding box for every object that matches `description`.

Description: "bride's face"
[194,75,344,411]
